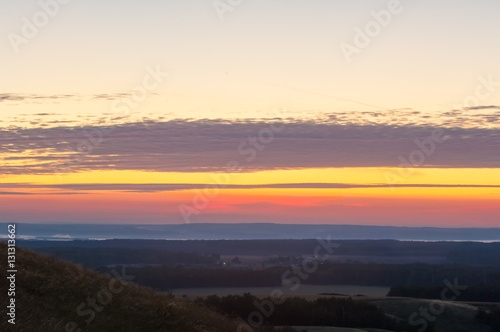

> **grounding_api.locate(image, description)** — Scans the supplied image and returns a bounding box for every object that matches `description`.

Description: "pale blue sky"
[2,0,500,123]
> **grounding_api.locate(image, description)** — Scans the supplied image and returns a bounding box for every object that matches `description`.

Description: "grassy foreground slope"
[364,297,495,332]
[0,242,238,332]
[280,328,394,332]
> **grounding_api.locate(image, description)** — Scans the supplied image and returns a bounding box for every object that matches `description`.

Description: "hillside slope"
[0,242,239,332]
[364,297,495,332]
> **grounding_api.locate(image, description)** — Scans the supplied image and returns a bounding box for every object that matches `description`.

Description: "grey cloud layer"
[1,117,500,175]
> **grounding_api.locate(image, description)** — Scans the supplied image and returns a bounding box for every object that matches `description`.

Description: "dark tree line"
[196,294,421,331]
[37,247,219,267]
[20,239,500,266]
[100,262,500,291]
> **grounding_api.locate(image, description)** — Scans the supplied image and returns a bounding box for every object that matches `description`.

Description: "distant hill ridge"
[4,223,500,241]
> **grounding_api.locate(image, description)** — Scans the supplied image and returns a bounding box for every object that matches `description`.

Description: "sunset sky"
[1,0,499,226]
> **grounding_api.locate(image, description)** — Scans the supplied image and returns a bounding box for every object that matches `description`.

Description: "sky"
[1,0,500,226]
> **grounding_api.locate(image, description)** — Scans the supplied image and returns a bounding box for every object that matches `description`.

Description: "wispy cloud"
[0,93,135,104]
[464,105,500,110]
[2,183,500,194]
[0,191,34,195]
[0,190,84,195]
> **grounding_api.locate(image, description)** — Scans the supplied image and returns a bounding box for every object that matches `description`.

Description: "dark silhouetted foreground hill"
[0,241,238,332]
